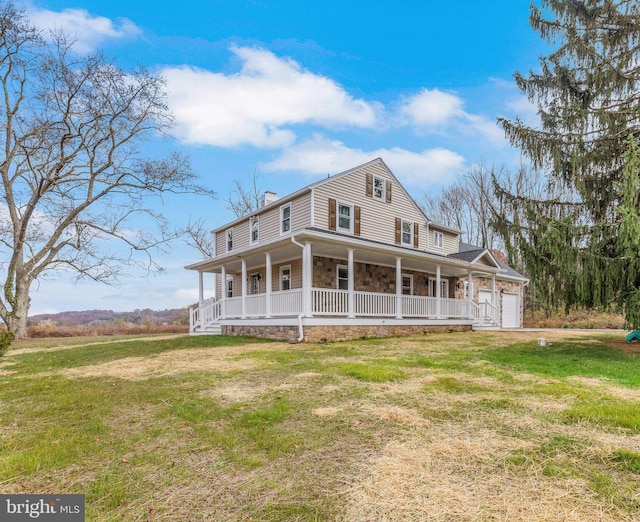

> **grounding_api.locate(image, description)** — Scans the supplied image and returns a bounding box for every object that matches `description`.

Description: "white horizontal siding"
[313,163,427,249]
[428,228,459,255]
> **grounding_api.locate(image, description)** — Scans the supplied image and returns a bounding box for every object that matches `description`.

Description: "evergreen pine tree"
[495,0,640,326]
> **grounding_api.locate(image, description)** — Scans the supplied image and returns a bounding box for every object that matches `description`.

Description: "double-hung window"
[401,220,413,246]
[280,204,291,234]
[402,274,413,295]
[338,202,353,233]
[280,265,291,291]
[337,264,349,290]
[373,176,386,201]
[250,216,259,245]
[434,231,444,249]
[226,228,233,252]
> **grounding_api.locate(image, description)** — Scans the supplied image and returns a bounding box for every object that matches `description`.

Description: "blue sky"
[19,0,549,315]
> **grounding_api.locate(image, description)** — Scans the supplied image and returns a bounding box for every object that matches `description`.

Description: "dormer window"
[434,231,444,249]
[250,216,259,244]
[226,228,233,252]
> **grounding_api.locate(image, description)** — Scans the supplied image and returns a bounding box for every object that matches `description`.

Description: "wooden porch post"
[241,259,247,318]
[347,248,355,318]
[467,271,473,319]
[436,265,442,318]
[265,252,272,318]
[303,242,313,317]
[491,274,496,307]
[395,257,403,319]
[198,271,204,305]
[212,273,217,301]
[220,265,227,319]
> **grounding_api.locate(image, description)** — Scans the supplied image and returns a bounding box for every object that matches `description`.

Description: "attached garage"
[501,292,520,328]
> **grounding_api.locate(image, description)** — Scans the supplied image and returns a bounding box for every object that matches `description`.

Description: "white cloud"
[401,88,464,127]
[262,135,465,188]
[162,46,379,148]
[28,7,141,54]
[400,88,506,147]
[505,95,540,127]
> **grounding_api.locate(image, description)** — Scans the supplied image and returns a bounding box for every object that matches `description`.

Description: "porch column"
[220,265,227,319]
[198,271,204,305]
[436,265,442,318]
[491,274,496,308]
[467,270,473,319]
[212,273,217,301]
[303,242,313,317]
[241,259,247,318]
[265,252,272,318]
[347,248,355,318]
[395,257,403,319]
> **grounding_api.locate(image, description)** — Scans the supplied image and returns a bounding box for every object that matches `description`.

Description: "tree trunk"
[4,276,30,339]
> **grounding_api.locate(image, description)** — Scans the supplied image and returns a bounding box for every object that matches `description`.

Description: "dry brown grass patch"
[59,347,265,380]
[341,425,627,522]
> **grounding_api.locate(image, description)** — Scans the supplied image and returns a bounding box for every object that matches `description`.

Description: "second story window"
[280,204,291,234]
[250,216,259,244]
[434,231,444,249]
[401,220,413,246]
[338,202,353,233]
[373,176,386,201]
[226,228,233,252]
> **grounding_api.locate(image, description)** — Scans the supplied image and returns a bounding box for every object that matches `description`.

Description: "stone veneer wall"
[312,256,431,296]
[222,323,471,343]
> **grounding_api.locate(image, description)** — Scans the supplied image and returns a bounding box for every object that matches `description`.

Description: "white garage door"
[501,292,520,328]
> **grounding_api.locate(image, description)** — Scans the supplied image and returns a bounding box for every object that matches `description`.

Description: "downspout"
[297,314,304,342]
[291,236,306,342]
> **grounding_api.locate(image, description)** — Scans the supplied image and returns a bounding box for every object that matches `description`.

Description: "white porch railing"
[473,301,500,326]
[225,296,243,318]
[312,288,349,315]
[245,294,266,317]
[271,289,303,316]
[403,295,437,317]
[190,288,484,331]
[441,297,473,318]
[356,290,397,316]
[189,298,222,330]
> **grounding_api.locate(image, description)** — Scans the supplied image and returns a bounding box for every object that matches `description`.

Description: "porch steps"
[190,324,222,336]
[472,322,500,331]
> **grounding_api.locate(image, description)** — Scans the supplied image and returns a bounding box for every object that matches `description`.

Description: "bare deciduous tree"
[186,168,263,260]
[226,168,263,218]
[0,4,212,337]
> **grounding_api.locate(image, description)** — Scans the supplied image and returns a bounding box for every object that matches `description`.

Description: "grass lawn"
[2,330,640,520]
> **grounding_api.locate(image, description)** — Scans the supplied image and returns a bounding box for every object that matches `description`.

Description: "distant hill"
[29,307,190,326]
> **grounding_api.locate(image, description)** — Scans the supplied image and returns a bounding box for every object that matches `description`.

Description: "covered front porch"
[187,229,502,338]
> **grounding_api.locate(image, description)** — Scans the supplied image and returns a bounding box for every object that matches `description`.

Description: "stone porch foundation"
[222,323,472,343]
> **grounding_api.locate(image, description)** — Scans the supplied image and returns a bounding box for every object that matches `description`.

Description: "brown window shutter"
[386,180,392,203]
[413,223,419,248]
[395,217,401,244]
[329,198,336,231]
[354,206,361,236]
[366,173,373,197]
